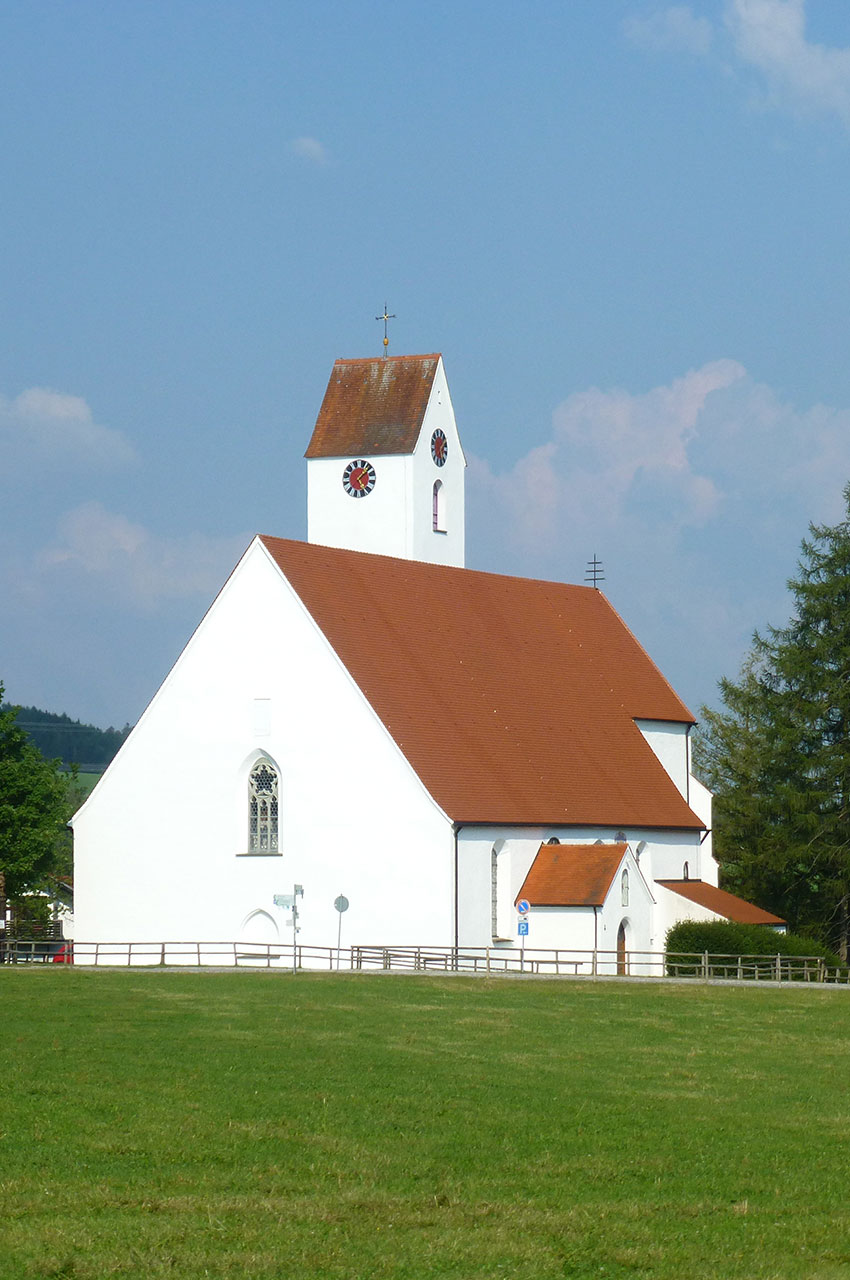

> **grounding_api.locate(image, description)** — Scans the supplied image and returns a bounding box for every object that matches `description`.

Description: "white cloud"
[726,0,850,125]
[623,5,713,55]
[626,2,850,130]
[470,360,741,555]
[0,387,137,468]
[37,503,250,609]
[472,359,850,558]
[467,362,850,710]
[290,136,328,164]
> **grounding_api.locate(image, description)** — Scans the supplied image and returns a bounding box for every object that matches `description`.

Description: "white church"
[72,353,783,967]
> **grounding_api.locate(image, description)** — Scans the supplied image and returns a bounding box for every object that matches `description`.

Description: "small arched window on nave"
[248,759,279,853]
[621,868,629,908]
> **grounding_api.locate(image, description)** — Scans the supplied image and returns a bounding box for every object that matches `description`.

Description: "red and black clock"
[431,429,448,467]
[342,459,376,497]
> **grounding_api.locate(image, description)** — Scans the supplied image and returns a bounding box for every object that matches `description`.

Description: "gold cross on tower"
[376,304,396,356]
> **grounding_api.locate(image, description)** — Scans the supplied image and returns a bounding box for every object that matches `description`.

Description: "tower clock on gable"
[305,353,466,567]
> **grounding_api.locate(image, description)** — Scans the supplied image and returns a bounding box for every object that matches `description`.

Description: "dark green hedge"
[666,919,841,968]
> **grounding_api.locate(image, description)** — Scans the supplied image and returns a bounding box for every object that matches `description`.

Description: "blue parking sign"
[518,919,529,937]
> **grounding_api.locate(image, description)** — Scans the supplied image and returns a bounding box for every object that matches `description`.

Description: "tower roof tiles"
[305,354,441,459]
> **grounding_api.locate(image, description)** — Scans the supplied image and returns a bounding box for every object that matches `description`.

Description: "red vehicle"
[51,943,73,964]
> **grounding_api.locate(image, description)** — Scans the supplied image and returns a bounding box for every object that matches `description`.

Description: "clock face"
[431,428,448,467]
[342,459,376,497]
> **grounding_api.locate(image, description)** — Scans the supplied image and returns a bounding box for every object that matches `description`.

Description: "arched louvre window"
[621,869,629,908]
[249,760,279,852]
[433,480,446,532]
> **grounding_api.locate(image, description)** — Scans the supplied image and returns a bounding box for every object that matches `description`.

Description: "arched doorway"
[240,909,279,946]
[617,921,627,976]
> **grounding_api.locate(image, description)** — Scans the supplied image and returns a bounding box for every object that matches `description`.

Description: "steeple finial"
[376,303,396,356]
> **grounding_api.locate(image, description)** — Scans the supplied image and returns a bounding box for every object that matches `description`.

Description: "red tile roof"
[305,355,441,459]
[518,843,628,907]
[260,537,702,828]
[655,880,785,925]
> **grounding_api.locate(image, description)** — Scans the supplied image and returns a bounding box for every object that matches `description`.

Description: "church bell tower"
[304,353,465,567]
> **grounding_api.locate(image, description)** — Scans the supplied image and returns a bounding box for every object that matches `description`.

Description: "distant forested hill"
[2,705,132,771]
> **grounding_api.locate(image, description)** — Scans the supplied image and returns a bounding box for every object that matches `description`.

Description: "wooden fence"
[3,939,848,983]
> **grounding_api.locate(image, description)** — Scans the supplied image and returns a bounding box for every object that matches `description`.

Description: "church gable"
[305,354,440,459]
[72,535,453,945]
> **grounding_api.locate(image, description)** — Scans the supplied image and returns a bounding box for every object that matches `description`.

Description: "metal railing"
[0,937,72,963]
[3,939,847,983]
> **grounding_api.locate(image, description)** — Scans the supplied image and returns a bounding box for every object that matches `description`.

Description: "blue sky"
[3,0,850,728]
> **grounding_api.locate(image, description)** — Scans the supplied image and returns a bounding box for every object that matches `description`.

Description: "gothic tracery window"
[248,760,279,853]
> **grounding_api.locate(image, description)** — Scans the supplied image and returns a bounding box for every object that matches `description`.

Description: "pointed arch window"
[249,760,279,853]
[432,479,446,533]
[621,869,629,908]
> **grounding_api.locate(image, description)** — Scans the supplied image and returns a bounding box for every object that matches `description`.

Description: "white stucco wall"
[409,358,465,567]
[635,721,690,799]
[307,453,410,559]
[686,775,715,881]
[456,826,698,957]
[653,883,725,943]
[73,538,454,953]
[306,357,465,567]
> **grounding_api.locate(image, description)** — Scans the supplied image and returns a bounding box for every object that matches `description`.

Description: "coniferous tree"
[696,485,850,955]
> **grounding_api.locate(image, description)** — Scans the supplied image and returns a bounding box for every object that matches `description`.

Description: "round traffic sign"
[516,898,530,915]
[334,895,350,913]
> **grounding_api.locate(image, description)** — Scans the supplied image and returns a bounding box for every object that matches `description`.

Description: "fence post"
[775,953,781,982]
[818,957,825,983]
[702,950,709,981]
[486,946,490,976]
[592,948,597,978]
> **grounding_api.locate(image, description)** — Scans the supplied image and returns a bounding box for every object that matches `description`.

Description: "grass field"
[4,972,850,1280]
[70,772,101,799]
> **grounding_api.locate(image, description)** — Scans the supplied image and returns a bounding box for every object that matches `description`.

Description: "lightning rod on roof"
[375,303,396,356]
[585,554,605,589]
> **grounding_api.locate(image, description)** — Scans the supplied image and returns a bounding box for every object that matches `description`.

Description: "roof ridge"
[332,353,441,365]
[259,534,601,592]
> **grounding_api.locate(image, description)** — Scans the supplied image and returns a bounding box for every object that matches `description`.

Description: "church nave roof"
[259,536,702,830]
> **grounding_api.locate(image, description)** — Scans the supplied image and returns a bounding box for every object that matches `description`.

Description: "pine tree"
[696,484,850,956]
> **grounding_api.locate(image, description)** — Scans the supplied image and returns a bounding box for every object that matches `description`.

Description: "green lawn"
[69,772,101,799]
[3,971,850,1280]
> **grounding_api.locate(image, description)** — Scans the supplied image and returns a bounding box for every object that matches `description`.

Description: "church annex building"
[72,354,783,966]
